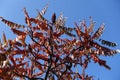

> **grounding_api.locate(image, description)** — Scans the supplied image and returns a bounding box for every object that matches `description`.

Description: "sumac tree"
[0,5,119,80]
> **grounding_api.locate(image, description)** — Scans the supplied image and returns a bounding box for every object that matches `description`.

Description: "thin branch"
[44,26,54,80]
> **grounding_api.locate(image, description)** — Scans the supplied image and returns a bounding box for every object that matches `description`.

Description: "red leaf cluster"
[0,6,118,80]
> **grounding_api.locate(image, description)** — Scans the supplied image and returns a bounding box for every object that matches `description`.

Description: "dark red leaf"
[33,32,43,38]
[51,13,56,24]
[11,28,26,36]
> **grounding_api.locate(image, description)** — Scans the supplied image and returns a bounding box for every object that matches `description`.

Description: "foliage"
[0,5,119,80]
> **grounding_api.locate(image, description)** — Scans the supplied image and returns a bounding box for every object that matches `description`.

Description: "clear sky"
[0,0,120,80]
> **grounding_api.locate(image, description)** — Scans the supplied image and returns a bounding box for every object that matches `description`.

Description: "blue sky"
[0,0,120,80]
